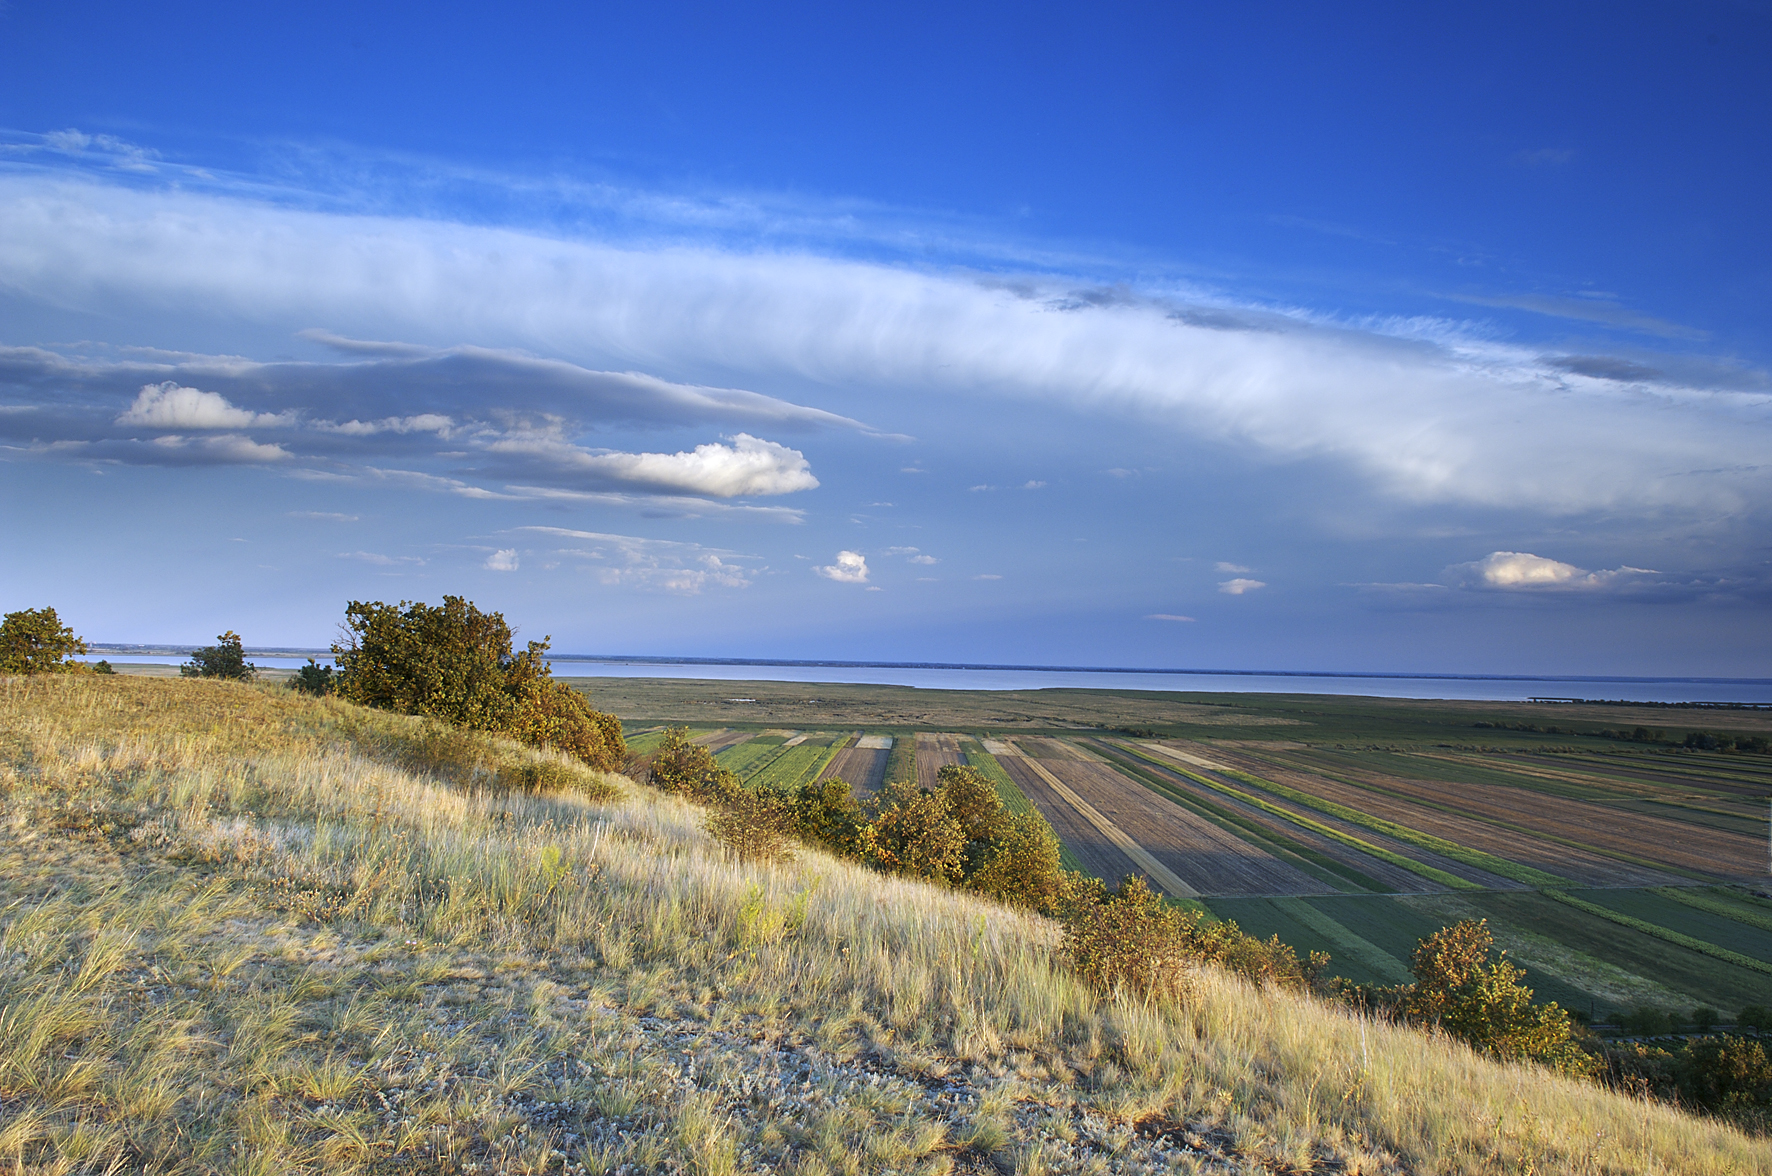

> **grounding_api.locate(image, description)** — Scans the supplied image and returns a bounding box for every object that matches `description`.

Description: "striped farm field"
[716,734,788,777]
[819,738,890,794]
[915,732,965,790]
[750,735,849,791]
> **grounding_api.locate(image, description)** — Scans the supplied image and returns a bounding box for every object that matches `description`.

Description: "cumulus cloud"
[316,413,455,437]
[1218,578,1266,595]
[814,551,869,583]
[0,173,1769,518]
[484,548,519,571]
[486,432,817,497]
[117,382,292,429]
[518,526,753,593]
[1449,551,1658,591]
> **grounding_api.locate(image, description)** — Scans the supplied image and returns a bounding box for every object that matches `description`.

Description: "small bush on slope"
[181,629,258,680]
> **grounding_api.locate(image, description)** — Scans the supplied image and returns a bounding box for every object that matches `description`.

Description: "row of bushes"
[1471,718,1770,752]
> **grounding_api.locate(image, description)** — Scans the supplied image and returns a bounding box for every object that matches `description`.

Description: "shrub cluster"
[0,606,89,674]
[1600,1034,1772,1131]
[333,597,625,773]
[181,630,258,680]
[1682,730,1771,753]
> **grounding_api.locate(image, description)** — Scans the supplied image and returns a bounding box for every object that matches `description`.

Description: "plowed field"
[1207,746,1706,885]
[819,746,889,794]
[1003,749,1323,897]
[916,733,964,789]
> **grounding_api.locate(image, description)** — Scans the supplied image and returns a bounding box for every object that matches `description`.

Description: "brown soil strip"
[1026,754,1326,898]
[915,733,965,790]
[1202,746,1701,886]
[695,730,754,752]
[819,747,889,795]
[997,755,1152,890]
[1004,755,1202,898]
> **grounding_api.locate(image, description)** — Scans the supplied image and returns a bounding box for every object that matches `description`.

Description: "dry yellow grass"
[1,673,1768,1174]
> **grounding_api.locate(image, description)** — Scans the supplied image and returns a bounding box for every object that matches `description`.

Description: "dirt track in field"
[916,733,964,790]
[819,747,888,794]
[1085,743,1449,894]
[1000,748,1325,897]
[1204,746,1696,886]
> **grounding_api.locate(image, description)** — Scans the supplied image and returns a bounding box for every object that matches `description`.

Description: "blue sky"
[2,1,1768,675]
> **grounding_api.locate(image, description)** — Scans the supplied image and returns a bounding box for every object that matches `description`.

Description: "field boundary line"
[1142,744,1570,888]
[1121,744,1480,891]
[1009,750,1200,898]
[1651,887,1772,935]
[1540,890,1772,976]
[1275,899,1415,986]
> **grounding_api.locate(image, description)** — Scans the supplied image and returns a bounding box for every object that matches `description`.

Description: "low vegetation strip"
[959,741,1038,819]
[1541,890,1772,977]
[1272,898,1416,986]
[1122,744,1481,891]
[1151,744,1570,888]
[1009,752,1201,898]
[1655,887,1772,934]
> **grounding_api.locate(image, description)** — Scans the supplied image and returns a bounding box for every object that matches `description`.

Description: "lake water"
[90,650,1772,705]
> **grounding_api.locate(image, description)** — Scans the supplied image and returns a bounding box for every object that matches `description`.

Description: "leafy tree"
[1404,919,1591,1073]
[0,606,88,674]
[935,763,1006,841]
[181,631,258,679]
[647,726,738,802]
[1741,1005,1772,1033]
[333,597,624,771]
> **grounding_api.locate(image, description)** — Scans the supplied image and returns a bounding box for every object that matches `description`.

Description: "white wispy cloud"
[814,551,869,583]
[517,525,753,593]
[1145,613,1196,622]
[1218,578,1266,595]
[0,171,1767,519]
[1214,561,1251,573]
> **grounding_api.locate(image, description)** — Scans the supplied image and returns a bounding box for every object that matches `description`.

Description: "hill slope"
[2,675,1767,1174]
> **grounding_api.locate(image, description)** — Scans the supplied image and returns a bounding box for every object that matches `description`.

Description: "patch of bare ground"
[819,746,889,794]
[916,733,965,790]
[1212,747,1705,886]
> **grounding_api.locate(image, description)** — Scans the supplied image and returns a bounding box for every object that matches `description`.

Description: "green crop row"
[960,741,1082,874]
[1117,745,1479,891]
[1541,890,1772,977]
[881,736,917,786]
[1652,887,1772,935]
[1203,761,1570,888]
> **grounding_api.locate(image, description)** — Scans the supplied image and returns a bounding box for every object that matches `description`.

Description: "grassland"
[6,674,1771,1174]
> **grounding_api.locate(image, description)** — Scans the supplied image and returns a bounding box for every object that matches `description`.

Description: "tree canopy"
[0,607,88,674]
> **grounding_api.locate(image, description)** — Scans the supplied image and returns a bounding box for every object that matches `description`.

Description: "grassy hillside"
[3,675,1769,1174]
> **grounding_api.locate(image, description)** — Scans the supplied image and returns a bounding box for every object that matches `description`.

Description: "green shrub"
[936,764,1005,842]
[1624,1007,1680,1036]
[92,659,116,674]
[1678,1035,1772,1113]
[1403,920,1591,1073]
[963,811,1065,911]
[1062,875,1192,1003]
[707,786,795,863]
[647,727,739,802]
[858,778,966,882]
[291,658,335,695]
[1741,1006,1772,1033]
[181,631,257,680]
[332,597,624,771]
[0,606,89,674]
[496,759,620,802]
[790,777,864,855]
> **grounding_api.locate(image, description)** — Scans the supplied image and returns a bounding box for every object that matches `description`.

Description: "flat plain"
[574,676,1772,1023]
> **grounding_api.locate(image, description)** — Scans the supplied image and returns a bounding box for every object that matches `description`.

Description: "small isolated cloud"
[487,431,816,497]
[1214,561,1252,573]
[118,382,292,430]
[484,548,519,572]
[901,466,925,474]
[1145,614,1196,622]
[147,434,290,463]
[884,546,938,565]
[518,526,753,593]
[1104,468,1136,478]
[1023,480,1047,490]
[1449,551,1658,591]
[287,511,358,521]
[909,554,937,565]
[1218,578,1266,595]
[814,550,870,583]
[973,573,1003,581]
[969,484,995,492]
